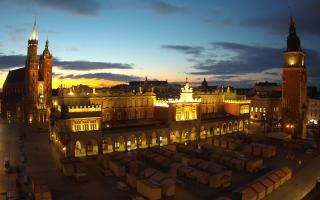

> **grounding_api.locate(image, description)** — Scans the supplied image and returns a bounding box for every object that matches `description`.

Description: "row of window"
[73,120,99,132]
[250,106,279,113]
[96,98,154,108]
[105,110,153,121]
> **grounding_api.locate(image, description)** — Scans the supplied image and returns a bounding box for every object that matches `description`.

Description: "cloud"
[59,73,141,82]
[189,42,320,77]
[143,0,188,15]
[34,0,102,16]
[0,55,26,70]
[189,42,281,75]
[1,0,101,16]
[0,54,134,71]
[55,60,133,70]
[264,72,279,76]
[173,41,320,88]
[162,45,204,56]
[241,0,320,37]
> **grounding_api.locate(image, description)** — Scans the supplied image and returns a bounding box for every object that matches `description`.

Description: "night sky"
[0,0,319,89]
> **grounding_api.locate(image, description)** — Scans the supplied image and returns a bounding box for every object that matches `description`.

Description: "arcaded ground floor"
[52,118,249,158]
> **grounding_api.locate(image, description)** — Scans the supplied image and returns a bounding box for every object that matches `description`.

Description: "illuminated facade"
[282,17,307,138]
[307,98,320,125]
[1,20,53,123]
[51,80,250,158]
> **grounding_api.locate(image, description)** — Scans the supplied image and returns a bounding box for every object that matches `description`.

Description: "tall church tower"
[25,20,39,122]
[40,39,53,109]
[282,17,307,138]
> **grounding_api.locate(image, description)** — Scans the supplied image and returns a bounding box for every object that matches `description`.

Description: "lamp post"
[286,123,295,136]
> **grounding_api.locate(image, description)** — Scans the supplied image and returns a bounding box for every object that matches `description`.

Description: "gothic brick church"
[1,20,53,123]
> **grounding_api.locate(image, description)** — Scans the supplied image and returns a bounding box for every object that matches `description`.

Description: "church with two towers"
[1,20,53,123]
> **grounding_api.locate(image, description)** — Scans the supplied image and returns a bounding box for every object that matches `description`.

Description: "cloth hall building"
[51,80,250,158]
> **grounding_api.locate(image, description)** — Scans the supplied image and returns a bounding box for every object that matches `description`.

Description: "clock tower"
[282,17,307,138]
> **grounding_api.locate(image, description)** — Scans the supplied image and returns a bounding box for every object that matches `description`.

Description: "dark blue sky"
[0,0,319,88]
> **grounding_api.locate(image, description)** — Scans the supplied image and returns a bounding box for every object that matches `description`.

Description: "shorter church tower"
[40,39,53,109]
[282,17,307,138]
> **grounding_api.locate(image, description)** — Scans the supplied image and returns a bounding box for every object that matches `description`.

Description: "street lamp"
[286,123,295,135]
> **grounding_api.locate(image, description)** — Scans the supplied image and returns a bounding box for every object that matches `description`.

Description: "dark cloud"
[55,60,133,70]
[190,42,281,75]
[143,0,188,15]
[162,45,204,56]
[264,72,279,76]
[189,42,320,78]
[59,73,141,82]
[1,0,101,16]
[241,0,320,37]
[34,0,101,16]
[52,72,62,77]
[0,54,134,71]
[0,55,26,70]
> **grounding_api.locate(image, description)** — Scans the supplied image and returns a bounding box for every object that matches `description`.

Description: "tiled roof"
[4,67,25,85]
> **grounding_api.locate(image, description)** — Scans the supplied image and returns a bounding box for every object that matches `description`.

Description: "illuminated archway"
[207,127,214,138]
[75,140,86,157]
[227,122,233,133]
[200,127,207,140]
[139,133,148,149]
[181,130,189,143]
[244,120,249,132]
[150,132,158,147]
[115,136,126,152]
[239,120,244,132]
[102,137,113,154]
[170,130,180,144]
[190,128,197,141]
[159,131,168,146]
[233,122,239,132]
[87,139,99,156]
[221,124,227,135]
[127,134,137,151]
[214,126,220,136]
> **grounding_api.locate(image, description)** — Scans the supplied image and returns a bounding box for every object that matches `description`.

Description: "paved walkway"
[0,120,21,194]
[265,155,320,200]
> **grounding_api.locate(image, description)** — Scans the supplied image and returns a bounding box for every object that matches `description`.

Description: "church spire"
[42,39,52,58]
[286,16,301,52]
[29,19,38,41]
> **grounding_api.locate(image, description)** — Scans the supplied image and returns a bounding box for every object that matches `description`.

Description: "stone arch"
[214,126,221,136]
[87,139,99,156]
[102,137,113,154]
[170,130,180,144]
[127,134,137,151]
[233,121,239,132]
[138,133,148,149]
[200,126,207,140]
[244,120,249,132]
[227,122,233,133]
[221,123,227,135]
[115,136,126,152]
[75,140,86,157]
[159,131,168,146]
[181,130,189,143]
[207,127,214,138]
[239,120,244,131]
[190,127,197,141]
[150,132,158,147]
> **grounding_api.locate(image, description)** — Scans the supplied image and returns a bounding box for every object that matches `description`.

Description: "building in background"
[248,82,282,132]
[1,20,53,123]
[282,17,308,138]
